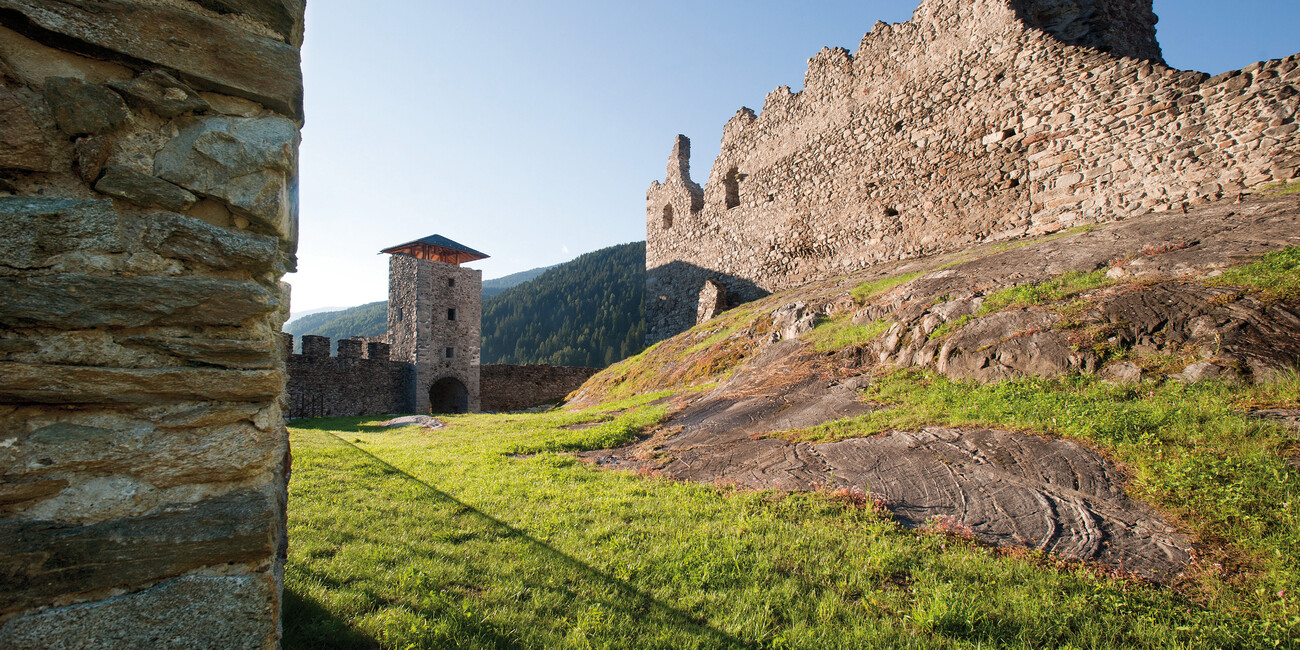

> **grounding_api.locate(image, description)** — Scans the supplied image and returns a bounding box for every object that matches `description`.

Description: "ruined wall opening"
[429,377,469,414]
[662,204,674,229]
[724,167,741,209]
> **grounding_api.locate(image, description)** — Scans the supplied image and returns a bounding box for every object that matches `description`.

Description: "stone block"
[3,405,281,491]
[142,212,279,273]
[118,335,279,369]
[0,84,52,171]
[95,165,198,213]
[300,335,330,357]
[0,488,277,614]
[0,363,283,403]
[0,574,277,650]
[42,77,129,136]
[336,338,363,359]
[0,197,125,269]
[107,70,210,119]
[154,115,299,243]
[366,341,390,360]
[72,135,112,183]
[0,0,303,118]
[0,274,279,329]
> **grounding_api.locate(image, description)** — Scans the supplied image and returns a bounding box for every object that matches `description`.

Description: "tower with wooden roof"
[381,235,489,414]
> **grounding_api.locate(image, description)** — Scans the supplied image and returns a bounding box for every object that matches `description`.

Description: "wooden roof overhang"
[380,235,489,266]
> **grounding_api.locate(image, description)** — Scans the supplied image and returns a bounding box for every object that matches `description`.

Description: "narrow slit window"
[444,347,455,360]
[447,308,457,321]
[448,278,456,288]
[724,167,741,209]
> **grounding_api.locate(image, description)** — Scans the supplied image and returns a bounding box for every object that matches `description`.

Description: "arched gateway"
[429,377,470,414]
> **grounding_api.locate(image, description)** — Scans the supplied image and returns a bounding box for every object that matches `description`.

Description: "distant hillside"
[284,245,646,366]
[284,265,550,341]
[283,301,387,350]
[483,265,553,299]
[481,242,645,367]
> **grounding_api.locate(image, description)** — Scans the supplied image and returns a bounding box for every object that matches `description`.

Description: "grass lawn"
[285,384,1298,648]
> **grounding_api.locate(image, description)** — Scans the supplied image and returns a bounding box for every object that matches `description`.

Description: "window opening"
[724,167,740,209]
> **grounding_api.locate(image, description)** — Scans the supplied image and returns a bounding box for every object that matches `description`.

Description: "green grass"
[287,373,1300,648]
[1263,181,1300,197]
[769,370,1300,646]
[804,316,891,352]
[1210,246,1300,303]
[850,271,925,303]
[980,270,1112,314]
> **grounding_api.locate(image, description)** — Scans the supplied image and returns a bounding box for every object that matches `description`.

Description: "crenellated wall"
[284,334,598,417]
[285,335,413,419]
[0,1,303,646]
[646,0,1299,342]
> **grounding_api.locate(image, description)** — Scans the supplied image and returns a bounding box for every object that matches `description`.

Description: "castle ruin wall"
[480,365,602,413]
[0,0,304,645]
[285,335,413,419]
[646,0,1299,341]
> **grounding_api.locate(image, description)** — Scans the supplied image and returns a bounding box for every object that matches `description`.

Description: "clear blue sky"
[291,0,1300,317]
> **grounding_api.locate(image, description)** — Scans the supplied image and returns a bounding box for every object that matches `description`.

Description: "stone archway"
[429,376,469,414]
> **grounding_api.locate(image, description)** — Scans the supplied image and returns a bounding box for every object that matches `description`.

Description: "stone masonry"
[480,365,602,413]
[0,1,303,647]
[646,0,1300,342]
[387,254,483,413]
[285,335,412,418]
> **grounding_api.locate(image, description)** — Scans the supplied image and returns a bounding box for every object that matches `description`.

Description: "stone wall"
[387,255,483,413]
[481,365,603,412]
[0,1,303,646]
[285,335,412,419]
[646,0,1300,342]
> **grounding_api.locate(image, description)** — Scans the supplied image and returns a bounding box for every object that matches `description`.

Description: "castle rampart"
[285,335,412,419]
[284,335,600,417]
[646,0,1299,341]
[480,364,602,413]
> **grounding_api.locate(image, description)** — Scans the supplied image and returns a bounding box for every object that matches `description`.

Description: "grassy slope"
[287,399,1294,648]
[285,247,1300,648]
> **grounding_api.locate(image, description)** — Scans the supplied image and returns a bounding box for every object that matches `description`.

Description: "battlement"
[646,0,1299,342]
[284,333,392,361]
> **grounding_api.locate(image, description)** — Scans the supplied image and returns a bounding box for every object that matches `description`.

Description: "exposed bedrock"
[584,340,1190,582]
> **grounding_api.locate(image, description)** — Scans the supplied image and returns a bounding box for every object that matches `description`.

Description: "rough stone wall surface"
[387,255,482,412]
[285,335,411,418]
[480,365,603,412]
[0,1,302,646]
[645,0,1300,342]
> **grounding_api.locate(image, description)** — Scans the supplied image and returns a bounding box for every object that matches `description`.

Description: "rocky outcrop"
[833,195,1300,384]
[0,2,303,646]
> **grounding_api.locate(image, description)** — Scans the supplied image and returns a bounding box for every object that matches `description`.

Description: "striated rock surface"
[0,2,303,646]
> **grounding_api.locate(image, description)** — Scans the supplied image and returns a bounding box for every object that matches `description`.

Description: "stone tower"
[382,235,487,413]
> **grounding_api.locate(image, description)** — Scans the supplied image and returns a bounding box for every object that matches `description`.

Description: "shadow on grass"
[289,415,408,435]
[312,430,754,649]
[283,587,380,650]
